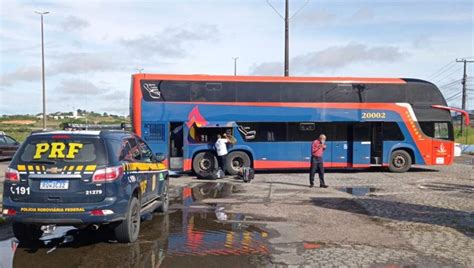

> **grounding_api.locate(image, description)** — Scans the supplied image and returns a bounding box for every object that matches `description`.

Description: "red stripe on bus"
[132,76,143,136]
[132,74,406,84]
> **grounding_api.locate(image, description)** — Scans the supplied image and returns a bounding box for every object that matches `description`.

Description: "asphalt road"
[0,158,473,267]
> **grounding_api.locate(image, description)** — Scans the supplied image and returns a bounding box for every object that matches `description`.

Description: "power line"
[427,61,457,80]
[455,58,474,134]
[438,79,463,89]
[265,0,309,76]
[432,66,463,84]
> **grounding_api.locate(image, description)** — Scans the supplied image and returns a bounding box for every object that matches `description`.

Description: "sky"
[0,0,473,115]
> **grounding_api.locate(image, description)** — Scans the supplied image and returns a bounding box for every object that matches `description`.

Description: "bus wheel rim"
[232,157,243,169]
[200,159,211,170]
[393,155,406,168]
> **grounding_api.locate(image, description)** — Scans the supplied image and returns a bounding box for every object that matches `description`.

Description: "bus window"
[236,83,281,102]
[288,123,316,141]
[190,82,236,102]
[383,122,404,141]
[161,81,191,101]
[434,122,449,140]
[325,84,359,103]
[353,123,371,141]
[419,121,453,140]
[331,123,347,141]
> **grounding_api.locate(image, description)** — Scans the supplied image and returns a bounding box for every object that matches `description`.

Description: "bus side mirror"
[155,153,166,162]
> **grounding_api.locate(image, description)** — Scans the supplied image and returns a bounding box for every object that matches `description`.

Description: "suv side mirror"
[155,153,165,162]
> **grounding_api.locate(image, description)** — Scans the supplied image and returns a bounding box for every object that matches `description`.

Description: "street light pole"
[35,11,49,130]
[232,57,239,76]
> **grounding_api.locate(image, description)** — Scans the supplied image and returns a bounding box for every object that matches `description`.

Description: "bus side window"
[383,122,404,141]
[419,122,435,138]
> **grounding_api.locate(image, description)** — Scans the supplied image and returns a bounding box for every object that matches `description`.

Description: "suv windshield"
[18,135,107,165]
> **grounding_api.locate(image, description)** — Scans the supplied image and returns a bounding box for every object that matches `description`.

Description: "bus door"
[371,122,383,164]
[331,123,349,168]
[169,122,184,170]
[352,123,371,166]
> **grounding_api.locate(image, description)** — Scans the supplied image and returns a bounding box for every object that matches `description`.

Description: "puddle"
[336,187,377,196]
[0,182,271,267]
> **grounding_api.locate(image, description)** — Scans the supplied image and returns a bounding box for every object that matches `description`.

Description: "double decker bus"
[130,74,469,178]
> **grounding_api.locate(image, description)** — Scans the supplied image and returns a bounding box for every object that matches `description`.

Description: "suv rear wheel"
[389,150,412,173]
[12,222,43,244]
[114,196,140,243]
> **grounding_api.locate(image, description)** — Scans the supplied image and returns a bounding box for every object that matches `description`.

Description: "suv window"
[119,138,141,162]
[3,136,17,144]
[138,139,154,163]
[18,136,107,165]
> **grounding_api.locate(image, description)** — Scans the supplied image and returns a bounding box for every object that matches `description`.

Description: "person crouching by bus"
[215,134,229,173]
[310,134,328,188]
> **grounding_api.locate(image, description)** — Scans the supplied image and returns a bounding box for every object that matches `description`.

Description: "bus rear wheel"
[193,151,218,179]
[389,150,412,173]
[226,151,251,175]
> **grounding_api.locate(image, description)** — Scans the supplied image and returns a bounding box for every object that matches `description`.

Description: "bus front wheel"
[226,151,251,175]
[389,150,412,173]
[193,151,218,179]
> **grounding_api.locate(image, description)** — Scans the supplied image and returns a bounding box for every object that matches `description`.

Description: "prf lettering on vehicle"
[33,142,83,159]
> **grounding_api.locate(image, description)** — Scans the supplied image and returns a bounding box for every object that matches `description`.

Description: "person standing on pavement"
[310,134,328,188]
[215,134,229,172]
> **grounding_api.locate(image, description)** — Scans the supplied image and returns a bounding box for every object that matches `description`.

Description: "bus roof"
[132,73,407,85]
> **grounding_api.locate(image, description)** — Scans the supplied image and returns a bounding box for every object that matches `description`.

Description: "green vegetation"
[454,126,474,145]
[455,126,474,144]
[1,111,129,142]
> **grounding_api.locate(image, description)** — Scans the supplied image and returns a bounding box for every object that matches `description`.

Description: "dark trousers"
[217,155,227,171]
[309,156,325,186]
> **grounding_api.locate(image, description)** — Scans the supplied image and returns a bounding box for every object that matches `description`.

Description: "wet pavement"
[335,186,377,196]
[0,182,271,268]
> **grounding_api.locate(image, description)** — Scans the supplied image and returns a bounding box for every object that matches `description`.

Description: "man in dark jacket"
[310,134,328,188]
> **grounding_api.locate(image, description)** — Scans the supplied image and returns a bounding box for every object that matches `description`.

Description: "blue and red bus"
[130,74,469,178]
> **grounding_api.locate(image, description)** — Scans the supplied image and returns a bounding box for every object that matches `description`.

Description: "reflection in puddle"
[0,182,270,267]
[336,187,376,196]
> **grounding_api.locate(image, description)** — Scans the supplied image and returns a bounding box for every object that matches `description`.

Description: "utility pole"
[284,0,289,77]
[232,57,239,76]
[456,58,473,135]
[35,11,49,130]
[266,0,309,77]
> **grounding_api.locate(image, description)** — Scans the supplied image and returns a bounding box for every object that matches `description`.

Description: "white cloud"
[250,43,404,75]
[120,24,219,59]
[56,78,102,95]
[0,66,41,86]
[60,15,89,31]
[51,52,124,74]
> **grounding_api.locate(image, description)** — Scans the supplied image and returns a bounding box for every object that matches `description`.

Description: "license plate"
[40,180,69,190]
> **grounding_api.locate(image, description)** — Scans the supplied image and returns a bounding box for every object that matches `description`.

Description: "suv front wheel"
[114,196,141,243]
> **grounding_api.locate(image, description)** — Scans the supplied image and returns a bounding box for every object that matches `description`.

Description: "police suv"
[2,130,169,243]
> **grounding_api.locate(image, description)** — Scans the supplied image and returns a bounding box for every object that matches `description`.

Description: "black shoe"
[309,184,314,188]
[320,185,328,188]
